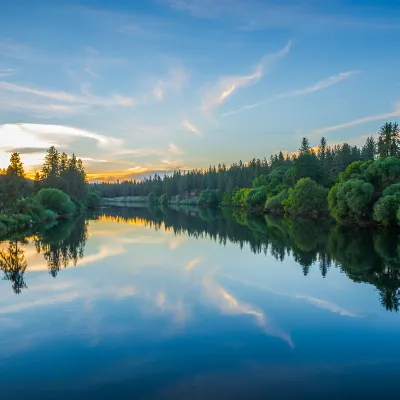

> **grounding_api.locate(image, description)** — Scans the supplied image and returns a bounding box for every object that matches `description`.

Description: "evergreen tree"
[299,137,311,155]
[7,152,25,177]
[361,136,376,161]
[378,122,400,157]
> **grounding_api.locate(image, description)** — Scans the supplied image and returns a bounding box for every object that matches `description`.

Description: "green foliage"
[328,179,375,223]
[294,153,323,183]
[0,222,7,236]
[35,188,76,216]
[231,188,250,207]
[339,160,372,182]
[383,183,400,197]
[43,209,58,222]
[85,192,101,209]
[158,193,168,206]
[373,195,400,226]
[198,189,219,206]
[265,189,289,212]
[377,122,399,158]
[245,186,267,208]
[364,157,400,193]
[284,178,328,215]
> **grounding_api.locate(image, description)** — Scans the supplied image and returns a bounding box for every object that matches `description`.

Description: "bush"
[231,188,250,207]
[245,186,267,208]
[0,214,18,228]
[13,198,45,222]
[373,195,400,226]
[12,213,32,226]
[35,188,76,216]
[328,179,375,223]
[85,192,101,209]
[364,157,400,193]
[383,183,400,198]
[43,209,58,221]
[265,189,289,212]
[198,189,219,206]
[284,178,328,215]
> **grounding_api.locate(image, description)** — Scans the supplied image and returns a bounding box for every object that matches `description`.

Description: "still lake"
[1,206,400,399]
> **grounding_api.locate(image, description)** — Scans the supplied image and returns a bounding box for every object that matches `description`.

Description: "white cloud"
[310,105,400,136]
[0,68,17,77]
[183,119,202,135]
[202,41,291,112]
[223,70,359,117]
[277,70,360,99]
[168,143,185,155]
[0,81,135,108]
[152,66,189,102]
[0,123,123,154]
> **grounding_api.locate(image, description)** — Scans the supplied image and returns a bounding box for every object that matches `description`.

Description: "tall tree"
[362,136,376,161]
[377,122,400,158]
[299,137,311,155]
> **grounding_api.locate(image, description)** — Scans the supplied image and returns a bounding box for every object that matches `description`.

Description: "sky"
[0,0,400,181]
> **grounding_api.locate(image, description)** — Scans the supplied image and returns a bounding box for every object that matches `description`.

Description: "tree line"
[0,146,100,236]
[93,124,393,199]
[92,122,400,226]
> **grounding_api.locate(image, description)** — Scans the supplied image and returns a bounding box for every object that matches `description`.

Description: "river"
[0,206,399,399]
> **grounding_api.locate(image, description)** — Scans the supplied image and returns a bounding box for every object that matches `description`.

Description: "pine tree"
[7,152,25,177]
[361,136,376,161]
[299,137,311,155]
[377,122,400,157]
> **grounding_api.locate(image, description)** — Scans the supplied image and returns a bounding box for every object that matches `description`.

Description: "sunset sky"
[1,0,400,181]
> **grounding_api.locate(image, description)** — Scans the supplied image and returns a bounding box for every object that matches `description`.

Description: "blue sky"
[0,0,400,180]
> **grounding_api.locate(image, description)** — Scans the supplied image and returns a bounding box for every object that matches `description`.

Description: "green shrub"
[13,198,45,222]
[12,213,32,226]
[245,186,267,208]
[35,188,76,216]
[0,214,18,228]
[265,189,289,212]
[328,179,375,223]
[85,192,101,209]
[373,195,400,226]
[383,183,400,198]
[284,178,328,215]
[43,209,58,221]
[198,189,219,206]
[231,188,250,207]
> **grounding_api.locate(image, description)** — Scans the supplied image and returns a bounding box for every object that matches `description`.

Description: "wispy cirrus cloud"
[202,40,291,112]
[310,103,400,136]
[0,68,17,77]
[183,119,202,135]
[277,70,360,99]
[0,81,134,108]
[0,123,123,154]
[151,66,189,102]
[223,70,359,117]
[161,0,400,31]
[168,143,185,155]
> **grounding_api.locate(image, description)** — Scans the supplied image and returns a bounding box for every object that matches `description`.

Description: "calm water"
[1,206,400,399]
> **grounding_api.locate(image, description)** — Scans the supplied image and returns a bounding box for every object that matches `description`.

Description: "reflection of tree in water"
[0,240,28,294]
[95,205,400,312]
[0,217,88,292]
[34,216,88,277]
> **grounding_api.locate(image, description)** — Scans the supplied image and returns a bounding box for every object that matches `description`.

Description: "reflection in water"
[0,240,28,294]
[203,273,294,348]
[89,206,400,312]
[1,206,400,312]
[0,217,88,293]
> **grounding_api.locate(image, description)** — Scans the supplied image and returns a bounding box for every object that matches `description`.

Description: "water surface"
[1,207,399,399]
